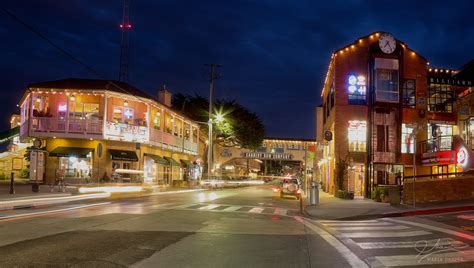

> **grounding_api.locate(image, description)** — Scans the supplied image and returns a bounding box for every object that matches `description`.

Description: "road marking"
[222,206,241,212]
[330,225,410,231]
[385,218,474,241]
[198,204,220,210]
[295,216,369,268]
[320,222,394,226]
[0,202,111,221]
[318,220,380,223]
[351,238,468,249]
[368,249,474,267]
[248,207,264,213]
[339,230,431,238]
[274,208,288,216]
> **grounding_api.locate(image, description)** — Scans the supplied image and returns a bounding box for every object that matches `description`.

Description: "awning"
[164,156,180,166]
[180,159,193,168]
[144,153,169,165]
[109,149,138,161]
[49,147,94,158]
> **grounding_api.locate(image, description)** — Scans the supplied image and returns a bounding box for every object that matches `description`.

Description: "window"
[124,108,134,124]
[375,58,399,103]
[113,107,122,123]
[401,124,414,153]
[348,74,366,104]
[153,111,161,130]
[427,84,454,113]
[402,80,416,108]
[348,120,367,152]
[164,113,172,134]
[83,103,99,120]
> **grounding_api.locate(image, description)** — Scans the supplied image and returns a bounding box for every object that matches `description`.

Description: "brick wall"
[403,176,474,204]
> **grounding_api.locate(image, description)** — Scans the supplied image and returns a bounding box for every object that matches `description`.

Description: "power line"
[0,7,148,104]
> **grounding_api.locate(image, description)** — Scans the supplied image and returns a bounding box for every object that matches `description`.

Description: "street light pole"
[205,64,221,180]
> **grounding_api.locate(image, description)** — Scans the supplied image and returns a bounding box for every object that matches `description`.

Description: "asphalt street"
[0,186,472,267]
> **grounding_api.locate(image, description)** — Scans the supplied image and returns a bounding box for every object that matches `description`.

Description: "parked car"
[275,178,302,200]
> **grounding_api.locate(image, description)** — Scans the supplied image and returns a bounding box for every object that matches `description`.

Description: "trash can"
[389,185,401,206]
[309,181,319,205]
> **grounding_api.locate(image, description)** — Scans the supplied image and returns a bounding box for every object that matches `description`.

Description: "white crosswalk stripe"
[273,208,288,216]
[352,237,469,249]
[321,222,394,226]
[330,225,409,231]
[248,207,264,213]
[198,204,220,210]
[222,206,241,212]
[339,230,431,238]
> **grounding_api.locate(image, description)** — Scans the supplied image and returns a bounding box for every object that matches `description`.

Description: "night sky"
[1,1,473,139]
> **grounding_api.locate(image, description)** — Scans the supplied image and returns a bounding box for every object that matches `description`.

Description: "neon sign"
[348,75,366,96]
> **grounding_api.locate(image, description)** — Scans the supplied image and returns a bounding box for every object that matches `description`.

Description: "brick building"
[316,32,474,199]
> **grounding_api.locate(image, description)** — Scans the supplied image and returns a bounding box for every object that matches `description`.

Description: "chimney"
[158,85,172,107]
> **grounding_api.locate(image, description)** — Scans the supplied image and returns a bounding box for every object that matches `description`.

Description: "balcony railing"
[31,117,102,134]
[420,135,453,154]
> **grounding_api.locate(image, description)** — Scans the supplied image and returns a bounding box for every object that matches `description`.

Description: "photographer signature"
[415,238,469,263]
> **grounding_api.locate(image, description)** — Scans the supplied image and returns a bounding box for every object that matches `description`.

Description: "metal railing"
[419,135,453,154]
[31,117,102,134]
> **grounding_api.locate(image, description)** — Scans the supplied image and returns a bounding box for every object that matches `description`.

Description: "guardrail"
[419,135,453,154]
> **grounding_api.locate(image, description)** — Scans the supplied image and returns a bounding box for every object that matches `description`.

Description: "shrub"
[20,168,29,178]
[0,173,5,180]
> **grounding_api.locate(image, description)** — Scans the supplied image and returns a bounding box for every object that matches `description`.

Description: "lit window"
[348,120,367,152]
[113,107,123,123]
[348,74,366,104]
[375,58,399,103]
[401,124,414,153]
[124,108,134,124]
[427,84,454,113]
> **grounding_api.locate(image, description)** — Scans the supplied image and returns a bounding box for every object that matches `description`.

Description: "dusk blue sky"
[1,0,473,138]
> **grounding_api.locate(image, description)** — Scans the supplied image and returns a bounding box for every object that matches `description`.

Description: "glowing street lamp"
[215,113,224,123]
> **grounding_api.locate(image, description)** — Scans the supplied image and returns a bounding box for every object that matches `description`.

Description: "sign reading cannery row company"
[242,152,293,160]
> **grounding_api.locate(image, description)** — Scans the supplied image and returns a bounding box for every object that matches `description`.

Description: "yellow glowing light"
[70,96,75,101]
[411,51,416,56]
[359,39,363,43]
[435,69,438,72]
[429,68,432,72]
[370,35,373,39]
[375,32,380,37]
[351,45,355,49]
[124,100,129,107]
[345,47,349,51]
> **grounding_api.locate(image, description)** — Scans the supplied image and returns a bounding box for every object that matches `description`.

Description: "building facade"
[214,138,318,181]
[317,32,474,198]
[18,78,200,186]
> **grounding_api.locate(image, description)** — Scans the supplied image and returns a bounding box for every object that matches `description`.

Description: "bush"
[20,168,29,178]
[0,173,5,180]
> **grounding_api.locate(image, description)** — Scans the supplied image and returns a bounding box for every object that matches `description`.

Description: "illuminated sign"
[242,152,293,160]
[104,121,149,143]
[347,75,366,96]
[457,146,469,168]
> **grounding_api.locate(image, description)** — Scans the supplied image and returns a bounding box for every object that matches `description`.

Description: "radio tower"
[119,0,131,82]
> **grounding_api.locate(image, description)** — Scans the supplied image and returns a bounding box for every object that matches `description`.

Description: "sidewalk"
[305,190,474,220]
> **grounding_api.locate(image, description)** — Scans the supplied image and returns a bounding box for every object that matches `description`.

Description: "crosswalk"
[161,203,299,217]
[316,219,474,267]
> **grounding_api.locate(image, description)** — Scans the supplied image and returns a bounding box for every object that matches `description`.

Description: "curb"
[305,205,474,221]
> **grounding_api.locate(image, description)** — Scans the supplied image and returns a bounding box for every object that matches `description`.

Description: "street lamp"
[215,113,224,123]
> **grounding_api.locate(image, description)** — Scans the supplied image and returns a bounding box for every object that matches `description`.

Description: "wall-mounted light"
[124,100,128,107]
[70,95,75,101]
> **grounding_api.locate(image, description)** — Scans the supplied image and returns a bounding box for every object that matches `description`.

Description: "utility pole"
[205,64,221,180]
[119,0,131,82]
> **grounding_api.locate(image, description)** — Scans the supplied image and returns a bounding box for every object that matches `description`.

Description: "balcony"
[420,135,456,166]
[150,129,198,155]
[420,135,453,154]
[29,117,103,139]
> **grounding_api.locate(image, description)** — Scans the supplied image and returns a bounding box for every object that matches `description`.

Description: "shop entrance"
[348,164,365,197]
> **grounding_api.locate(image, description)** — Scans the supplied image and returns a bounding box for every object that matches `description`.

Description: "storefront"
[143,153,168,184]
[49,147,94,179]
[109,149,140,182]
[164,157,181,184]
[348,163,365,197]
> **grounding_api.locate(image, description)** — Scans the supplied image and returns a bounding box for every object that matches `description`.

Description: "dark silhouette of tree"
[172,93,265,150]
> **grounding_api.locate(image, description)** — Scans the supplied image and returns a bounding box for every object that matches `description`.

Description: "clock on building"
[378,33,396,54]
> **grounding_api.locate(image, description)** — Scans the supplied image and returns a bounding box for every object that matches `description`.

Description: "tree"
[172,93,265,150]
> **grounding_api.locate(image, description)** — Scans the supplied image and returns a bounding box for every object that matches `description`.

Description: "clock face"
[379,33,396,54]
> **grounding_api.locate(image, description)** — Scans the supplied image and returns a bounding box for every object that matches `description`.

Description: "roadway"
[0,186,472,267]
